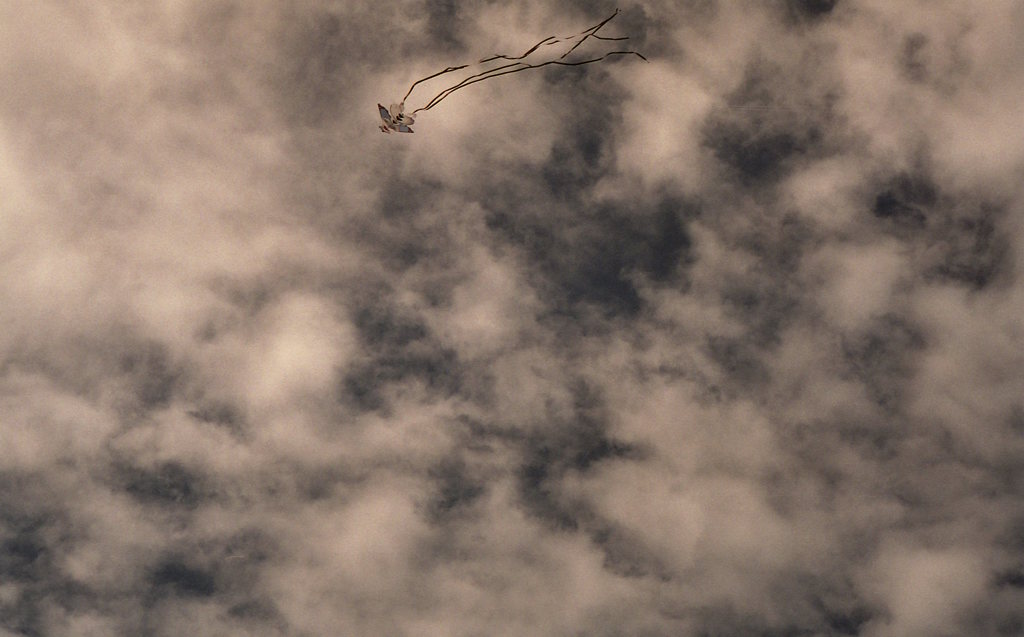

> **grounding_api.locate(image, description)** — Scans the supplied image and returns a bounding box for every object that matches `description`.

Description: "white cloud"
[1,1,1021,635]
[860,544,989,637]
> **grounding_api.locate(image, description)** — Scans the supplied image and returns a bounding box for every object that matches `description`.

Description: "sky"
[1,1,1023,635]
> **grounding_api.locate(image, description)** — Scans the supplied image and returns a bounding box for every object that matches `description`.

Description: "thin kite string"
[399,8,644,114]
[413,50,646,114]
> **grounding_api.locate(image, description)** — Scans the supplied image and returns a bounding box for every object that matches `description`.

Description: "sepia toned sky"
[2,1,1023,635]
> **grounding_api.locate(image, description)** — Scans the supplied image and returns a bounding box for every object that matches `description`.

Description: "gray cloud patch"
[702,56,841,185]
[785,0,840,21]
[424,0,467,53]
[483,186,696,319]
[116,460,209,509]
[342,302,463,411]
[872,171,934,228]
[149,559,217,598]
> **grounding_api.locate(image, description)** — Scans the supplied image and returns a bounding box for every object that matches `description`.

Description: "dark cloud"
[900,32,930,83]
[931,207,1010,289]
[515,380,642,533]
[785,0,839,21]
[869,168,1012,289]
[116,461,209,509]
[187,401,244,432]
[705,333,771,388]
[341,302,464,411]
[119,341,183,410]
[425,0,467,52]
[841,313,926,412]
[425,456,486,521]
[702,56,841,185]
[149,559,217,598]
[1,526,48,583]
[872,171,935,228]
[484,191,696,319]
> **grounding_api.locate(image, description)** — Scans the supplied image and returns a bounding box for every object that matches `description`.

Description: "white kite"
[378,102,415,133]
[378,8,646,133]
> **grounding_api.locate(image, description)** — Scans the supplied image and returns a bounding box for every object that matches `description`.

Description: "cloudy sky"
[2,1,1023,635]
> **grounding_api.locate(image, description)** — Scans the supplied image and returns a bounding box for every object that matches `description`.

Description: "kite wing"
[378,103,413,132]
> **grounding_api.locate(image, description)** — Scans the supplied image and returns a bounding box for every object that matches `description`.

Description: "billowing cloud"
[2,1,1023,635]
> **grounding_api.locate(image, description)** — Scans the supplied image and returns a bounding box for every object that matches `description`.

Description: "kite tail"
[412,50,647,115]
[400,8,646,116]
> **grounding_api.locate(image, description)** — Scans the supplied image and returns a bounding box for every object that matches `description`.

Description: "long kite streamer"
[378,8,646,132]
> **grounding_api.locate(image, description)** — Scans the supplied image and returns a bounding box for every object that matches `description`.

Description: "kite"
[378,8,646,133]
[378,103,414,134]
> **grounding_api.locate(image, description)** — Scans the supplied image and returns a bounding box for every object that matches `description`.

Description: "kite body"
[377,9,644,134]
[378,103,414,133]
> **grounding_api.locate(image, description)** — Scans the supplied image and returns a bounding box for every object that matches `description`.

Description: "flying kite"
[378,103,415,133]
[378,8,646,133]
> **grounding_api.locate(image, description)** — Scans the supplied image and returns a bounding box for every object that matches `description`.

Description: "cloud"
[2,1,1023,635]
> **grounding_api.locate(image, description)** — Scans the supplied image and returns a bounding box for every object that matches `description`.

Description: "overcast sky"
[2,1,1023,635]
